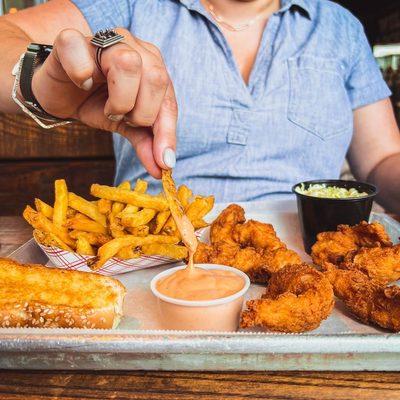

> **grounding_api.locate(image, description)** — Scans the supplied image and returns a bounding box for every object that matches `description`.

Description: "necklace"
[204,0,271,32]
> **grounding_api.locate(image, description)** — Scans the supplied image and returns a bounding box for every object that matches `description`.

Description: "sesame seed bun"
[0,258,126,329]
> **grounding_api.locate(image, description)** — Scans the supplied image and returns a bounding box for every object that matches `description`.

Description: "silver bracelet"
[11,53,73,129]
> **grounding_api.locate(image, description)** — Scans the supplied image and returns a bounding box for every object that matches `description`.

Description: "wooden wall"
[0,113,115,216]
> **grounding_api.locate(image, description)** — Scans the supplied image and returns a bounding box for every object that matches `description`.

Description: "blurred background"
[0,0,399,215]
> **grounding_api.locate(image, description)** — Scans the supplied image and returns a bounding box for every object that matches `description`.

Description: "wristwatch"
[11,43,74,129]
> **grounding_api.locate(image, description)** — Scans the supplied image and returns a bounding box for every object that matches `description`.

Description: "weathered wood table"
[1,216,400,400]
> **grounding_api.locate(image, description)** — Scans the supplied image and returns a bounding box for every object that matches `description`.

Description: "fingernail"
[81,77,93,91]
[163,147,176,169]
[124,120,138,127]
[108,114,124,122]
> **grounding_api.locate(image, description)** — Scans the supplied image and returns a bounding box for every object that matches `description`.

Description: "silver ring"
[90,29,124,73]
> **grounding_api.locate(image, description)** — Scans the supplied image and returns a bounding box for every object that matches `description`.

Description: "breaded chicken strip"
[233,220,284,251]
[340,245,400,285]
[241,264,334,332]
[325,263,400,332]
[195,204,301,283]
[194,240,301,284]
[210,204,245,245]
[312,221,392,266]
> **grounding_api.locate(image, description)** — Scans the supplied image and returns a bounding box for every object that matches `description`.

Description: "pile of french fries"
[23,179,214,271]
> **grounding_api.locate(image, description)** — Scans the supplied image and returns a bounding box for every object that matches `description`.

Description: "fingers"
[152,83,178,169]
[51,29,95,90]
[123,127,162,179]
[126,63,169,127]
[100,45,142,122]
[99,33,177,170]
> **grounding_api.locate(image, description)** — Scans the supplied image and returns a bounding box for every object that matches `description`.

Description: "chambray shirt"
[72,0,391,201]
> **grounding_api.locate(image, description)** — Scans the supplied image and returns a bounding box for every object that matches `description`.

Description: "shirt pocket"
[287,56,353,140]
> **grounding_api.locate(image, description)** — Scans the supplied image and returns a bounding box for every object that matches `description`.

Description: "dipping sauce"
[295,183,368,199]
[156,267,245,301]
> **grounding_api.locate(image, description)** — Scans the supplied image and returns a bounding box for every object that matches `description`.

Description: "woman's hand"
[31,28,177,178]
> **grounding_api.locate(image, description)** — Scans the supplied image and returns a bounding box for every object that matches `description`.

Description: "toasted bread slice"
[0,258,126,329]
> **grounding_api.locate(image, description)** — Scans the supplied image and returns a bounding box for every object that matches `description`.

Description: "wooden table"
[1,216,400,400]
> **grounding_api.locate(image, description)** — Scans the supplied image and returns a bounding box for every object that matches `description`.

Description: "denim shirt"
[72,0,391,201]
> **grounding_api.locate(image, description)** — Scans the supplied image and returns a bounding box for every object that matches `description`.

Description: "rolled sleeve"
[346,22,391,110]
[71,0,132,34]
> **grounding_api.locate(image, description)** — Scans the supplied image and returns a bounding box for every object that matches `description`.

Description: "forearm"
[368,153,400,214]
[0,19,32,113]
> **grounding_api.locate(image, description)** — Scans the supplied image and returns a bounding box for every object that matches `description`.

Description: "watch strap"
[19,43,55,118]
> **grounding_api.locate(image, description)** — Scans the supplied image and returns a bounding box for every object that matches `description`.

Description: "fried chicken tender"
[241,264,334,332]
[325,263,400,332]
[233,220,284,251]
[195,205,301,283]
[210,204,245,245]
[341,245,400,285]
[311,221,392,266]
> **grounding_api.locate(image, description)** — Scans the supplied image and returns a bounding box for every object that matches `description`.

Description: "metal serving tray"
[2,201,400,371]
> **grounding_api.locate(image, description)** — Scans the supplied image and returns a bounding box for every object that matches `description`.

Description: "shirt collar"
[179,0,314,19]
[279,0,313,19]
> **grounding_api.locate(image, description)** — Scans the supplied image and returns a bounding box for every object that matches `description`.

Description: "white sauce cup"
[150,264,250,332]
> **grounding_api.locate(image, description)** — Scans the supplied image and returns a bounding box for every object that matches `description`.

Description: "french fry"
[162,215,180,238]
[65,215,108,234]
[125,225,149,237]
[186,196,215,227]
[23,206,75,247]
[89,234,179,270]
[133,179,148,193]
[33,229,73,252]
[178,185,193,209]
[68,192,107,227]
[120,208,156,228]
[116,246,141,260]
[153,210,171,234]
[66,208,77,218]
[69,230,111,246]
[141,243,188,259]
[76,235,96,256]
[118,204,140,217]
[191,219,209,229]
[111,181,131,215]
[108,213,125,238]
[34,198,54,219]
[118,179,149,214]
[97,198,112,215]
[91,184,168,211]
[53,179,68,230]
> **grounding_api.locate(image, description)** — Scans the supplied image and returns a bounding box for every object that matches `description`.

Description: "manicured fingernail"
[163,147,176,169]
[108,114,124,122]
[81,77,93,91]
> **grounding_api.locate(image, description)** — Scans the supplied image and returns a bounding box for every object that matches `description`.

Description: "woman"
[0,0,399,211]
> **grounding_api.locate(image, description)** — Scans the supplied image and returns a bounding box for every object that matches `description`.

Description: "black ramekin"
[292,179,378,254]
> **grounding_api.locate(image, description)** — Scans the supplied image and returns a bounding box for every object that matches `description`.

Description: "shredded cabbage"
[295,183,368,199]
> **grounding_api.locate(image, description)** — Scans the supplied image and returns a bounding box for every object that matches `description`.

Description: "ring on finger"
[90,29,125,74]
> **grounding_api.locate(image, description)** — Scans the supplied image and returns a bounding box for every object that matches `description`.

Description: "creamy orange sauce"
[161,170,243,302]
[156,267,245,301]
